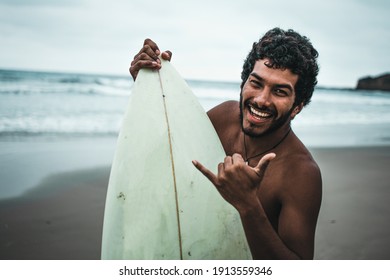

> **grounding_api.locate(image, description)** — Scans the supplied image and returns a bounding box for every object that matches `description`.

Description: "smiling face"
[240,59,302,137]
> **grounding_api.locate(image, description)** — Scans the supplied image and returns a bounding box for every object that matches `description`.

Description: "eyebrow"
[250,72,294,92]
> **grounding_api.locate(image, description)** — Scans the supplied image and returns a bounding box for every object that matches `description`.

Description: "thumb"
[161,50,172,61]
[252,153,276,178]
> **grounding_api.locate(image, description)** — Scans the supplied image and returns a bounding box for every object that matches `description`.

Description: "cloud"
[0,0,389,87]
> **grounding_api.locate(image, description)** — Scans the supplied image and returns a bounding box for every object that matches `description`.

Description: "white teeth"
[250,106,271,118]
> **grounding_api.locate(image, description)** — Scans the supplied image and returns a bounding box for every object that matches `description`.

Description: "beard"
[239,92,294,138]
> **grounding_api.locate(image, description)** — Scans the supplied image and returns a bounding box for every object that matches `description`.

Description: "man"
[130,28,322,260]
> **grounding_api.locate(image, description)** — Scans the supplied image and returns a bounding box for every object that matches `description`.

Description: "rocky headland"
[356,73,390,91]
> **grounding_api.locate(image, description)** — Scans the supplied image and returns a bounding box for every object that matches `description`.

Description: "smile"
[249,105,273,120]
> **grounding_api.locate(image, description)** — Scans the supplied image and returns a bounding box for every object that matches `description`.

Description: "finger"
[130,49,163,80]
[131,54,160,69]
[252,153,276,177]
[192,160,218,186]
[133,38,160,64]
[129,59,160,80]
[218,162,224,176]
[224,156,233,167]
[232,153,245,164]
[161,50,172,61]
[143,38,160,57]
[134,45,160,62]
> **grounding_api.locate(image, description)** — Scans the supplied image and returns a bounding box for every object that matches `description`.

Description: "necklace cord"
[244,127,291,163]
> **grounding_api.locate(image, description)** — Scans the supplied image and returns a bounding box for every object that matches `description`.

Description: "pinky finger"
[192,160,218,186]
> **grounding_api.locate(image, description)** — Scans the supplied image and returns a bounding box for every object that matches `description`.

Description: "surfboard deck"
[101,59,251,259]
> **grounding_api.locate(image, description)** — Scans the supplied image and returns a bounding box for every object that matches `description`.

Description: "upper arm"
[277,160,322,259]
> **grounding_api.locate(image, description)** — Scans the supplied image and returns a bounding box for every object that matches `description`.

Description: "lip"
[246,104,274,125]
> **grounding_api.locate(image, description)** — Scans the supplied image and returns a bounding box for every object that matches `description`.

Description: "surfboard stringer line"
[158,70,184,260]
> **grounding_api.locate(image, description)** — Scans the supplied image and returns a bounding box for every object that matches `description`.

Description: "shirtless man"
[130,28,322,260]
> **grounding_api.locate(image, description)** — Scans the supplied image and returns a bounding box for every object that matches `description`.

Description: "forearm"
[239,202,300,260]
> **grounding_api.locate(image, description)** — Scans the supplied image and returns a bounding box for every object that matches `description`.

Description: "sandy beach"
[0,140,389,260]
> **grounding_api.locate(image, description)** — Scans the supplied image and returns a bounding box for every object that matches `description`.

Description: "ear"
[291,103,303,119]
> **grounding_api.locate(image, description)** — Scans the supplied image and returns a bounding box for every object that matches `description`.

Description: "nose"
[252,87,272,107]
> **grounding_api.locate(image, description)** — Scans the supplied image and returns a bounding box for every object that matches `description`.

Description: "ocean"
[1,69,390,199]
[1,69,390,147]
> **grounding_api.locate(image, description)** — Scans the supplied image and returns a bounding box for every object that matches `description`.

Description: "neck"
[243,124,292,163]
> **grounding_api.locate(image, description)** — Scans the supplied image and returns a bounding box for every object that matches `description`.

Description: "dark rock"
[356,73,390,91]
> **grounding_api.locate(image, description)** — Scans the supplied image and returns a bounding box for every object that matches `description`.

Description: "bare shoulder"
[277,145,322,205]
[289,148,320,175]
[207,100,239,127]
[207,101,240,149]
[265,134,322,206]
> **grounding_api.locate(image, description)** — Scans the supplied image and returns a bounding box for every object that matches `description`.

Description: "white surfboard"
[101,59,251,259]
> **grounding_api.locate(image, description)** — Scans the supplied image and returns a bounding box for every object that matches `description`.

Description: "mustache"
[244,100,276,116]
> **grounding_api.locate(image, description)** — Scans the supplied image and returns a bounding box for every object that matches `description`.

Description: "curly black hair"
[241,28,319,107]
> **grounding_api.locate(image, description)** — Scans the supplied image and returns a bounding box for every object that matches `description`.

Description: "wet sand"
[0,146,389,259]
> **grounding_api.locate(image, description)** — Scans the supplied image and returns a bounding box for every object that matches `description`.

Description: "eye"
[249,79,262,88]
[274,88,288,96]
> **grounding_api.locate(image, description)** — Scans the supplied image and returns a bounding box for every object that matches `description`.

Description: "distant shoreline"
[2,67,389,91]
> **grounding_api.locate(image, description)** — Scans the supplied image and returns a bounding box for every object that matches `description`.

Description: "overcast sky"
[0,0,389,87]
